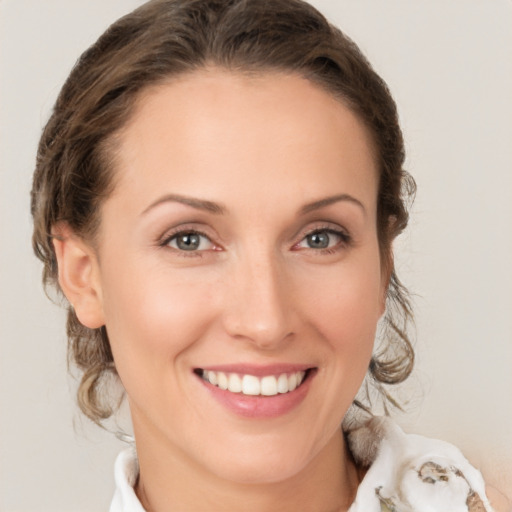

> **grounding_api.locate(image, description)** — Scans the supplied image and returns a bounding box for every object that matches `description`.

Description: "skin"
[51,69,511,511]
[487,488,512,512]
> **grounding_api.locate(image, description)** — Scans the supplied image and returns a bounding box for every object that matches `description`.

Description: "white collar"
[347,417,492,511]
[109,417,492,512]
[110,445,145,512]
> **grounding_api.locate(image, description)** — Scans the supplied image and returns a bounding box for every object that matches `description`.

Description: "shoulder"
[346,416,500,512]
[486,485,512,512]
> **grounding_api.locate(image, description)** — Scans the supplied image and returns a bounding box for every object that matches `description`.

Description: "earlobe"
[52,222,105,329]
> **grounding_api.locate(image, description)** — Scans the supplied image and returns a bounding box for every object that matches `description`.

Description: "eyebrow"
[299,194,366,216]
[141,193,227,216]
[141,192,365,217]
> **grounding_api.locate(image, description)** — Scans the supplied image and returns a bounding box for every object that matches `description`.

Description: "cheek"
[321,281,381,320]
[298,256,383,358]
[99,260,218,373]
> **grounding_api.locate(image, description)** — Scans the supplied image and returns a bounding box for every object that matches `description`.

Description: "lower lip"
[198,372,314,419]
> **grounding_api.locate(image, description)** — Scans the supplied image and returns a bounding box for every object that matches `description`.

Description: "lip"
[198,363,312,377]
[195,365,317,419]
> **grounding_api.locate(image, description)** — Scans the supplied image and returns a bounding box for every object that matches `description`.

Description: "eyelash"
[159,229,216,258]
[294,226,352,255]
[158,225,351,257]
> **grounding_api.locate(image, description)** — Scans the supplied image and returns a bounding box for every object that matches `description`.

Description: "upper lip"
[196,363,314,377]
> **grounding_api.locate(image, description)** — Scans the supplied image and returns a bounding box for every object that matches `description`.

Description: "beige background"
[1,0,511,510]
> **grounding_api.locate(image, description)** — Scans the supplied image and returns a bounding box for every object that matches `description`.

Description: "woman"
[30,0,510,510]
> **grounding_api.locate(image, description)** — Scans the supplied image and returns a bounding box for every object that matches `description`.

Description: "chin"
[206,453,309,486]
[195,428,334,486]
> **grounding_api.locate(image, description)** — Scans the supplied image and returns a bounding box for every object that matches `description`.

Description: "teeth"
[242,375,260,395]
[217,372,228,390]
[277,373,288,393]
[228,373,242,393]
[202,370,307,396]
[260,376,277,396]
[288,372,297,391]
[208,371,218,386]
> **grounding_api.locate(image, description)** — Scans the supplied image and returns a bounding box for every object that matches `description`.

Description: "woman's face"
[91,70,385,483]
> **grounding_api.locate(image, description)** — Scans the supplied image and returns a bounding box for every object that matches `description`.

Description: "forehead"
[110,68,378,215]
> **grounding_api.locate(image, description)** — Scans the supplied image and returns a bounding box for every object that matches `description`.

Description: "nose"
[222,250,295,349]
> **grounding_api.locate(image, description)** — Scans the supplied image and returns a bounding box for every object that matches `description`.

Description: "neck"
[134,424,360,512]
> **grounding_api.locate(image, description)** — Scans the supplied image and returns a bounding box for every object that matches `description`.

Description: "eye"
[295,228,349,251]
[305,231,332,249]
[166,231,214,252]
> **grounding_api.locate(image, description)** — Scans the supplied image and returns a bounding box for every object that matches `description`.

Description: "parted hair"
[31,0,415,425]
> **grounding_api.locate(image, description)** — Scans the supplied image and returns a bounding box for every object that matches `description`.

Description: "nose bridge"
[223,246,293,348]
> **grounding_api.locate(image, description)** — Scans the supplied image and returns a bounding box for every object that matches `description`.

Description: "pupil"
[308,232,329,249]
[177,233,200,250]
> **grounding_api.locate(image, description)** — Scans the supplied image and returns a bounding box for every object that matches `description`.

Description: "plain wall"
[1,0,511,510]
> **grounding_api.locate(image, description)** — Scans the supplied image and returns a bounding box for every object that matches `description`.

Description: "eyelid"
[167,231,213,250]
[156,222,351,255]
[297,222,350,241]
[292,223,352,252]
[158,224,223,254]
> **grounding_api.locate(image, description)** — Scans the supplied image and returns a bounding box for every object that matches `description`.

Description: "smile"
[199,369,308,396]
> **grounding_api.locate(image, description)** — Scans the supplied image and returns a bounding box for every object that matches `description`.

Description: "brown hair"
[31,0,415,425]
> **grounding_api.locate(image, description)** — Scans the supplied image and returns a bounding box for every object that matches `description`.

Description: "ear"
[52,222,105,329]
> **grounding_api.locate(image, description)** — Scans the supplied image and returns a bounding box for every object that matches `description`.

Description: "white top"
[110,417,493,512]
[110,445,145,512]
